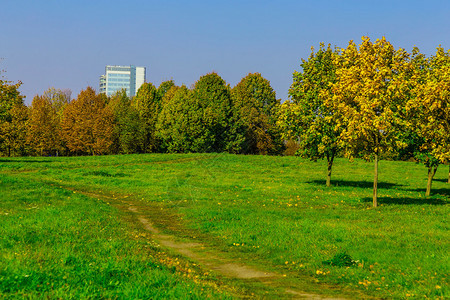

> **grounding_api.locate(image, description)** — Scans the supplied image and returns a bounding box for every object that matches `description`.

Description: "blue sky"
[1,0,449,104]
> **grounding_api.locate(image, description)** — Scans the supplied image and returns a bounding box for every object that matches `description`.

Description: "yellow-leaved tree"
[406,46,450,195]
[0,77,28,156]
[28,88,70,156]
[329,37,411,207]
[28,94,60,156]
[61,87,114,155]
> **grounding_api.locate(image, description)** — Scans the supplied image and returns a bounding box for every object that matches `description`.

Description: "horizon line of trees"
[1,36,449,204]
[0,72,284,158]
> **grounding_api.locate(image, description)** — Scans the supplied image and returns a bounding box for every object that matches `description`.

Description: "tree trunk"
[326,153,334,187]
[448,165,449,184]
[426,165,438,197]
[373,152,378,208]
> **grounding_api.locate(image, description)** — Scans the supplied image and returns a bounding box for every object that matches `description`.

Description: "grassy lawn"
[1,154,448,299]
[0,162,234,299]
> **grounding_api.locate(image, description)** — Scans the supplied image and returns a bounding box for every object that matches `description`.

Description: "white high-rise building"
[99,65,146,97]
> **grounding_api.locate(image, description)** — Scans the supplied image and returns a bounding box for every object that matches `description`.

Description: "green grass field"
[1,154,448,299]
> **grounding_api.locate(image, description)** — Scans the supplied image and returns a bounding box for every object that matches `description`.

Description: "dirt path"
[128,204,349,299]
[68,187,373,299]
[130,205,276,280]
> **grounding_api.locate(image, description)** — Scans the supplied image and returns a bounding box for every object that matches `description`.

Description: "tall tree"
[61,87,114,155]
[133,82,159,152]
[405,46,450,196]
[329,37,411,207]
[281,44,341,186]
[156,85,201,152]
[28,94,60,156]
[27,88,70,156]
[231,73,282,154]
[0,104,28,156]
[0,78,26,156]
[108,89,141,154]
[190,72,233,152]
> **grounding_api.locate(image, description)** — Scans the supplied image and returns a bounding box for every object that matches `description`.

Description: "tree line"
[0,72,283,158]
[0,36,449,205]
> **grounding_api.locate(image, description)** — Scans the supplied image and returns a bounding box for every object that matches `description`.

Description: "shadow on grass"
[362,196,448,206]
[432,188,450,197]
[0,159,53,163]
[406,187,450,197]
[308,179,404,189]
[83,170,130,178]
[434,178,449,183]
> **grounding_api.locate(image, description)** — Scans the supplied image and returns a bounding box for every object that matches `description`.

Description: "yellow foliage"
[328,36,411,159]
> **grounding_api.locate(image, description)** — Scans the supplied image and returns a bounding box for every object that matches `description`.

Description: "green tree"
[281,44,341,186]
[190,72,233,152]
[231,73,282,154]
[156,85,199,152]
[157,80,176,101]
[133,82,159,152]
[108,89,141,154]
[329,37,411,207]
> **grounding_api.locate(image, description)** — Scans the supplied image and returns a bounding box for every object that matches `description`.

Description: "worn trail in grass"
[71,186,362,299]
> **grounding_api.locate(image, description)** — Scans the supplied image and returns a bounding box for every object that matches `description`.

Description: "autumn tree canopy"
[0,78,27,156]
[42,87,71,117]
[328,37,412,207]
[28,94,59,156]
[61,87,114,155]
[0,103,28,157]
[26,88,70,156]
[405,46,450,196]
